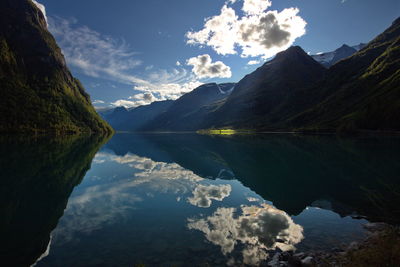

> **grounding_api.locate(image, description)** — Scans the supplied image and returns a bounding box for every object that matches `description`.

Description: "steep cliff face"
[0,0,112,133]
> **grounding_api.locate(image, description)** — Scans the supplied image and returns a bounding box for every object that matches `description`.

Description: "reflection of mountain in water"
[0,135,108,266]
[106,134,400,224]
[105,134,235,180]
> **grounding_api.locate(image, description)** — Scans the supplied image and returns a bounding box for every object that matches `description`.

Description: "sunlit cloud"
[48,17,144,83]
[110,99,137,109]
[92,100,105,104]
[111,68,203,108]
[48,17,203,107]
[247,60,261,65]
[186,0,306,59]
[242,0,272,15]
[187,54,232,79]
[110,92,157,108]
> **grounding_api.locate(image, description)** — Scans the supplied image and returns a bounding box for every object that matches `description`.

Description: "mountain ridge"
[140,82,236,131]
[311,43,366,67]
[101,18,399,134]
[289,16,400,132]
[201,46,327,129]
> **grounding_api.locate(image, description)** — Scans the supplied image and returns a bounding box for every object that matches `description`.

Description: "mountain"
[203,46,326,130]
[0,0,112,134]
[198,18,399,132]
[102,18,399,134]
[312,44,363,67]
[290,17,400,132]
[102,100,174,131]
[141,83,235,131]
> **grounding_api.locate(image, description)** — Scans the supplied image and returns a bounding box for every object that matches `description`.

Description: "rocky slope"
[203,46,327,130]
[0,0,112,134]
[142,83,235,131]
[290,17,400,132]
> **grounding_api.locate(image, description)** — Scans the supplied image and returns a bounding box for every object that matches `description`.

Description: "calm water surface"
[1,134,399,266]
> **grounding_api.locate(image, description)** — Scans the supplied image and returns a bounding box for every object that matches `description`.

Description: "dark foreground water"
[1,133,399,266]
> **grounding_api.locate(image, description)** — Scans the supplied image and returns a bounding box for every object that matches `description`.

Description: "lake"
[1,133,399,266]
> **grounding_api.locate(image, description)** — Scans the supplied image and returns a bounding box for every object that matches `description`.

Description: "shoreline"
[111,129,400,137]
[267,222,400,267]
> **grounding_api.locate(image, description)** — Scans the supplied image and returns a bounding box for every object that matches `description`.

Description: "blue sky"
[36,0,399,109]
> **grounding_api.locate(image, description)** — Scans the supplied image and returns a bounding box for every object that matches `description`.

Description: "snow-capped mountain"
[312,43,366,67]
[352,43,367,51]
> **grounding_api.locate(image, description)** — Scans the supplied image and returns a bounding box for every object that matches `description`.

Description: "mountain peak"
[339,44,351,49]
[274,46,308,60]
[268,46,319,68]
[336,44,355,51]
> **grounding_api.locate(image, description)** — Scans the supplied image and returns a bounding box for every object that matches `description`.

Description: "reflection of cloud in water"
[247,197,260,202]
[187,204,304,265]
[53,152,207,244]
[188,184,232,208]
[53,180,143,244]
[132,159,204,195]
[92,158,105,164]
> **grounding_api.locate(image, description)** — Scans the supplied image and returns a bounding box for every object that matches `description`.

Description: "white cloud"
[247,60,261,65]
[186,5,238,55]
[48,16,144,84]
[111,99,137,108]
[176,61,181,66]
[242,0,272,15]
[92,100,105,105]
[187,54,232,79]
[32,0,48,25]
[186,1,306,58]
[141,92,154,102]
[48,17,203,107]
[132,68,203,102]
[115,92,156,108]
